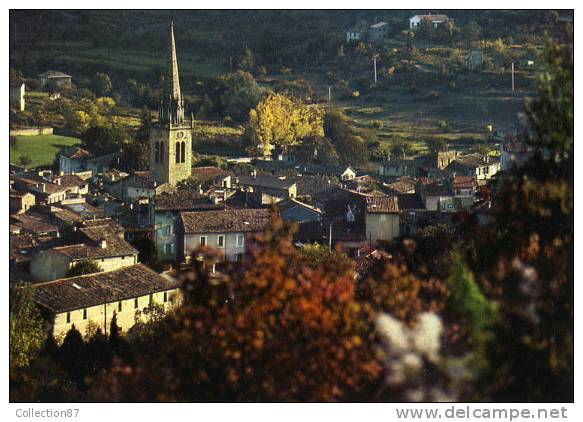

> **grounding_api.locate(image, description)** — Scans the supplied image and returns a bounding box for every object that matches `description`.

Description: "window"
[181,142,186,163]
[176,141,181,163]
[134,298,139,309]
[155,142,160,163]
[200,236,207,246]
[163,292,168,303]
[66,312,71,323]
[217,235,225,248]
[83,308,87,320]
[236,234,244,247]
[118,301,122,312]
[149,294,153,305]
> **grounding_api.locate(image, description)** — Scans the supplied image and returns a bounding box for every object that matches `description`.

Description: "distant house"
[234,174,297,202]
[467,50,484,70]
[10,189,35,215]
[446,154,501,180]
[11,175,70,205]
[154,191,223,261]
[365,196,400,245]
[31,264,181,341]
[340,166,358,181]
[86,151,121,176]
[106,171,175,202]
[191,166,232,189]
[369,22,390,42]
[10,212,60,239]
[10,82,25,111]
[379,159,416,178]
[383,176,417,195]
[178,208,271,263]
[39,70,72,90]
[416,180,454,211]
[52,174,89,197]
[276,197,322,224]
[59,147,92,175]
[409,14,450,30]
[452,176,478,197]
[30,222,138,282]
[346,20,368,43]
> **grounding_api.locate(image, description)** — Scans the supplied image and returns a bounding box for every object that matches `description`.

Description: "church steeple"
[159,21,184,125]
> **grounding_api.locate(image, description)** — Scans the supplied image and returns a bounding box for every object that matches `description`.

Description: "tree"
[427,139,447,154]
[218,71,265,123]
[237,47,256,73]
[461,21,482,47]
[91,72,113,97]
[64,110,91,134]
[389,142,412,160]
[18,155,32,169]
[10,286,46,369]
[66,260,102,278]
[81,123,128,155]
[246,93,324,157]
[470,30,573,402]
[92,214,384,401]
[323,110,368,165]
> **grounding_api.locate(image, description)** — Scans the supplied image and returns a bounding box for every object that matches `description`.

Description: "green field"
[10,134,81,168]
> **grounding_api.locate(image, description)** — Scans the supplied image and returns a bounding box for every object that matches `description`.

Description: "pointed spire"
[159,21,184,125]
[166,21,181,101]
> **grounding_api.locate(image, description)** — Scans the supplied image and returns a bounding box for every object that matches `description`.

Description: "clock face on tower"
[177,131,184,138]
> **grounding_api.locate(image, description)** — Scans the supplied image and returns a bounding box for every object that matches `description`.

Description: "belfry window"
[181,142,186,163]
[176,141,181,163]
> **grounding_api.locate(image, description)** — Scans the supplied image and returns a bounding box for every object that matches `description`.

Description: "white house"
[31,264,181,341]
[10,83,25,111]
[179,208,271,262]
[409,14,449,30]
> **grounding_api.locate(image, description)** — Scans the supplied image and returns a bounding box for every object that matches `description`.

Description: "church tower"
[149,22,192,186]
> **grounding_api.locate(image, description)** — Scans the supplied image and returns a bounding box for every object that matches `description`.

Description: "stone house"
[10,212,60,240]
[59,147,93,175]
[190,166,232,189]
[178,208,271,263]
[234,174,297,201]
[365,196,400,245]
[30,222,138,282]
[446,154,501,180]
[31,264,181,341]
[416,180,454,211]
[276,197,322,224]
[153,191,223,261]
[369,22,390,42]
[379,159,416,178]
[106,171,175,202]
[39,70,72,90]
[10,189,35,214]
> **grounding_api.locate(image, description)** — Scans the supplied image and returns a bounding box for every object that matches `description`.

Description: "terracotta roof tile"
[180,209,271,234]
[365,196,399,214]
[31,264,179,313]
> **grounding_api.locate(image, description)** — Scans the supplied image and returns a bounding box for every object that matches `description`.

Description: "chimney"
[223,189,227,202]
[41,183,46,192]
[55,178,61,186]
[100,239,107,249]
[252,169,257,178]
